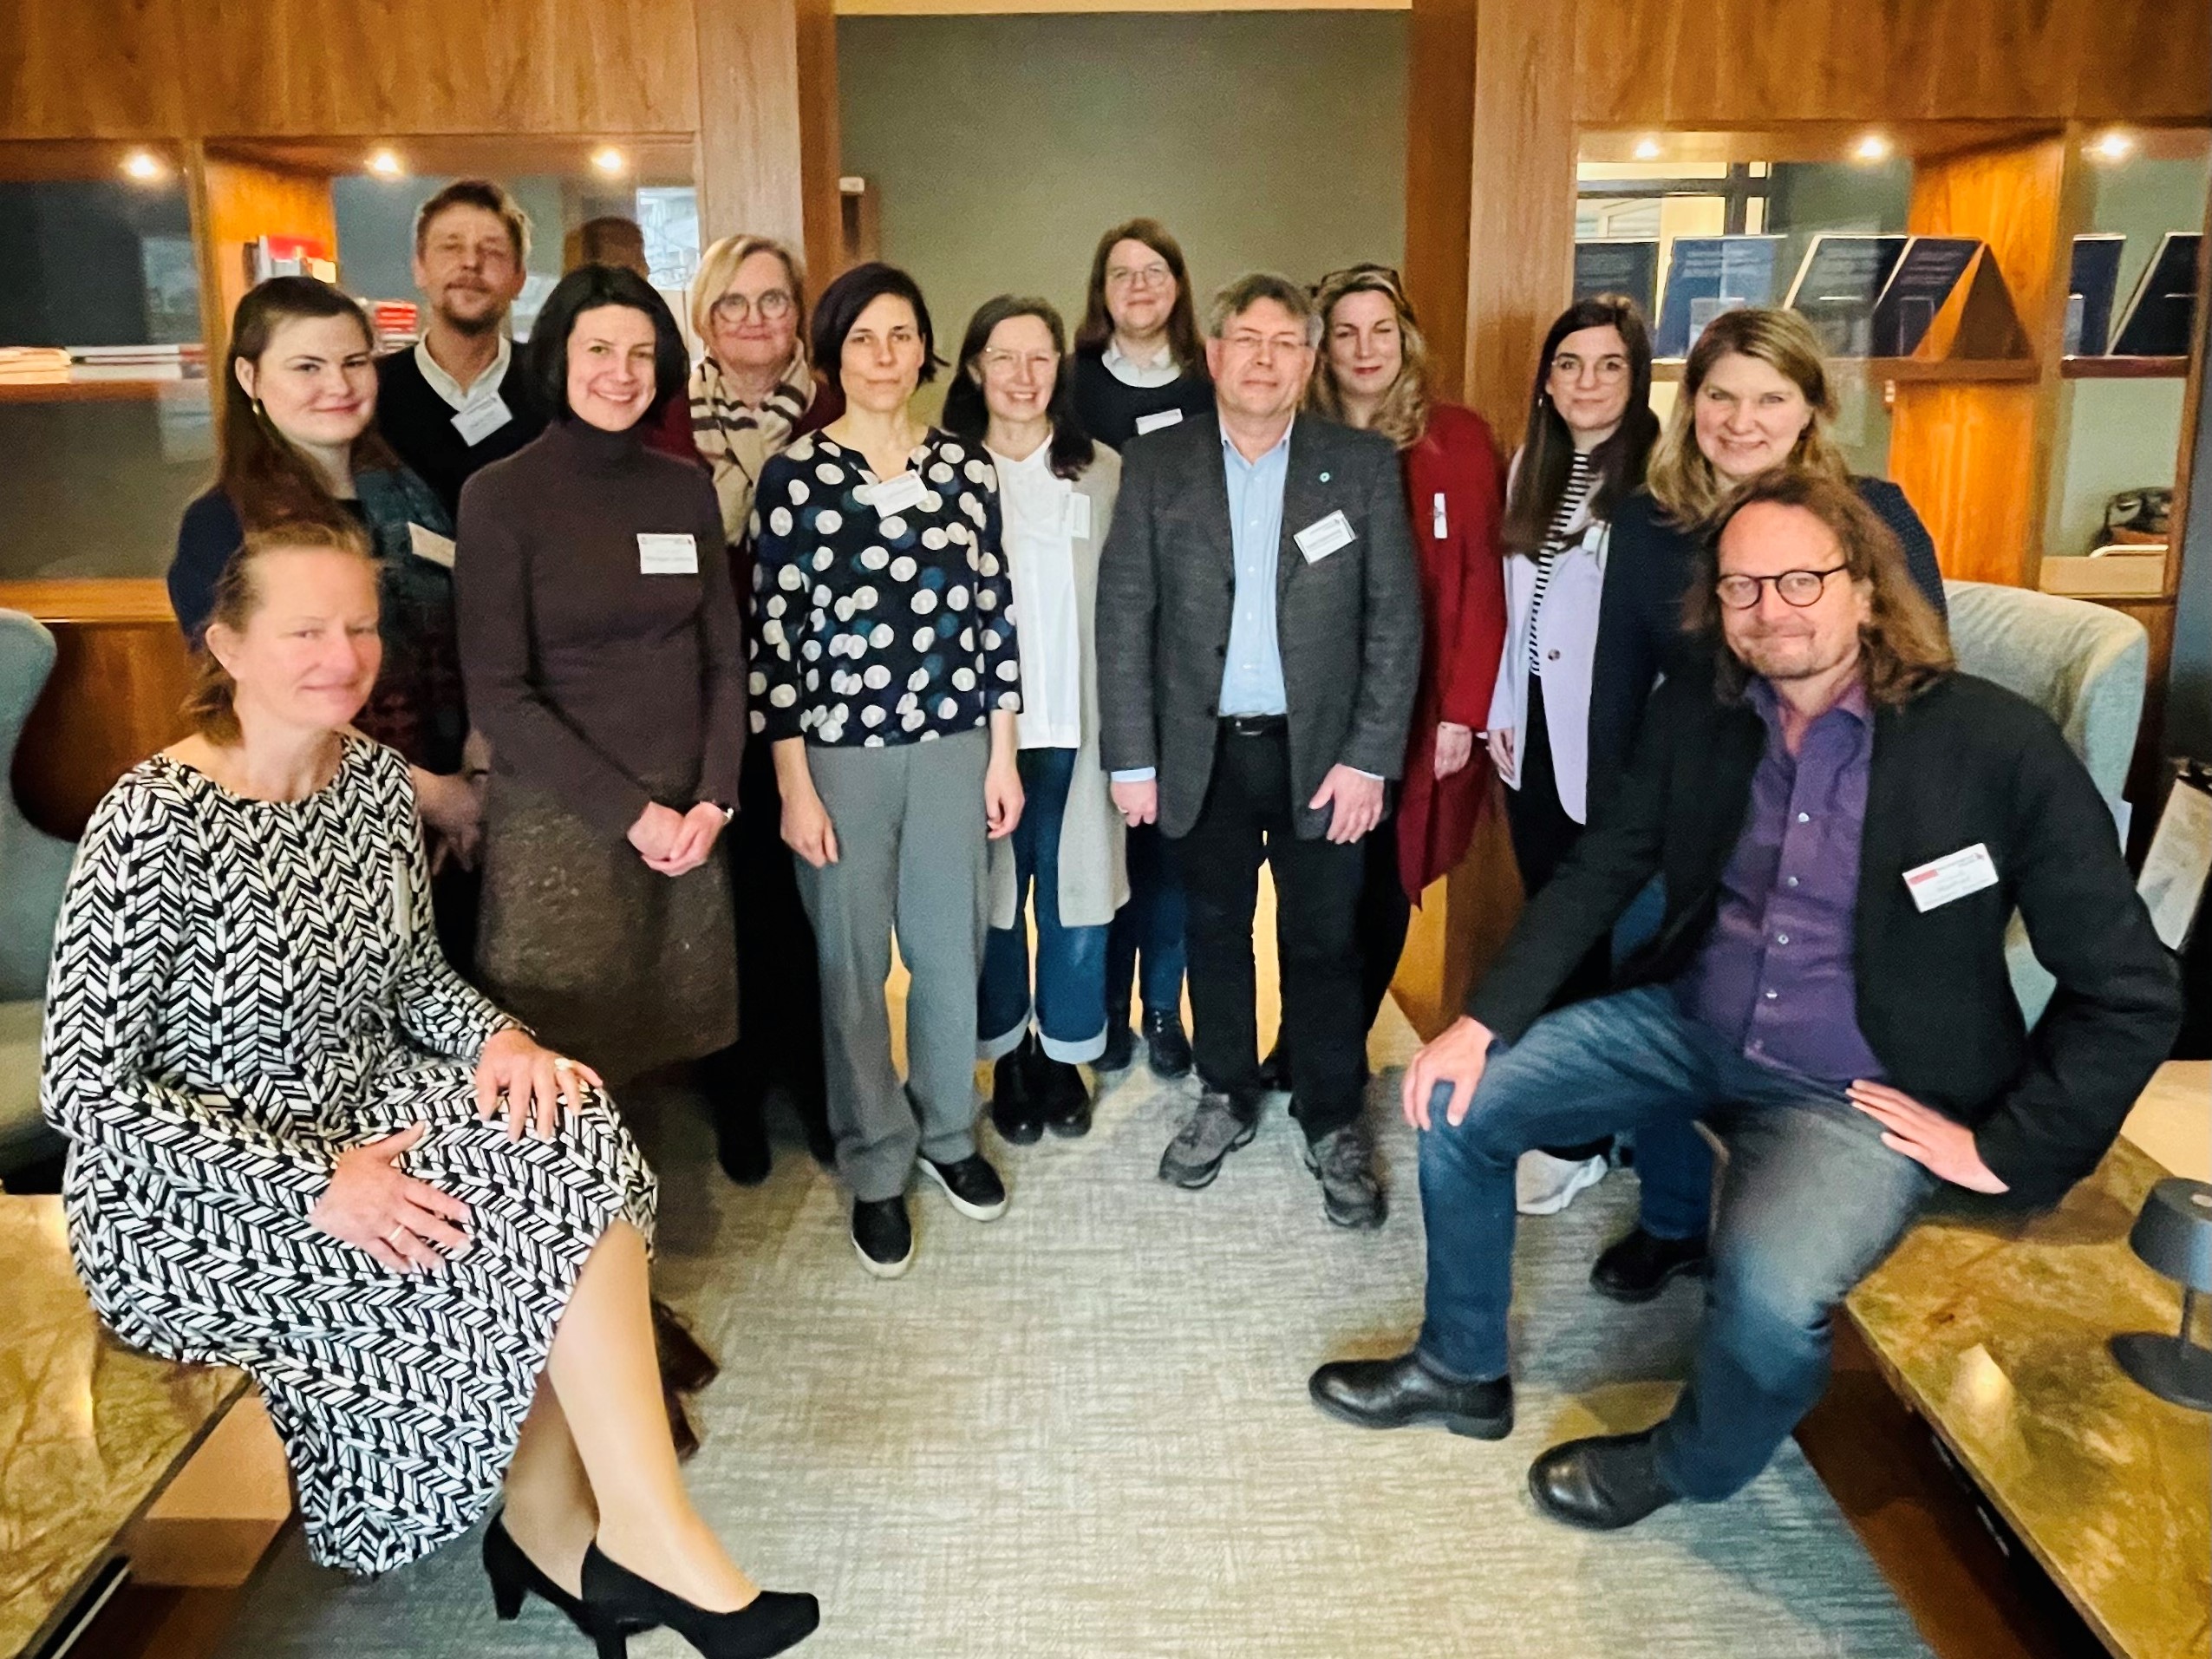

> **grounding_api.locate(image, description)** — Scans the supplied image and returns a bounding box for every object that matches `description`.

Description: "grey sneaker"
[1158,1091,1260,1189]
[1302,1123,1386,1229]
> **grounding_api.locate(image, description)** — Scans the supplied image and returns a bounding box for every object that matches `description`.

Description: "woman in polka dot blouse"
[747,261,1025,1278]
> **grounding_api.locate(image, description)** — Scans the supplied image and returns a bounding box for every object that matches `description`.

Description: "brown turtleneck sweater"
[455,415,745,839]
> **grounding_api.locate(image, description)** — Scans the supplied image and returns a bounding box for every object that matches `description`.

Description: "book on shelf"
[1572,239,1661,319]
[2110,232,2200,358]
[251,234,338,285]
[1868,238,1983,357]
[1784,234,1909,356]
[1654,236,1784,359]
[0,347,74,384]
[2065,235,2127,357]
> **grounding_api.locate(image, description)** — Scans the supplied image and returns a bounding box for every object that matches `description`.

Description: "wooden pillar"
[1403,0,1478,394]
[692,0,844,297]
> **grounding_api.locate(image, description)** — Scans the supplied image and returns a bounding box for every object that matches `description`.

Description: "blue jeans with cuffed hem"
[1414,986,1935,1499]
[978,747,1110,1065]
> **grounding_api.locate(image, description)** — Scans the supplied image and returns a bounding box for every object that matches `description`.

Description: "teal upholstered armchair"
[1941,579,2150,1024]
[1,610,78,1179]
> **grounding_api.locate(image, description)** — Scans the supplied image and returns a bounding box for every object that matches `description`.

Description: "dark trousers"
[1172,721,1365,1139]
[1271,807,1408,1061]
[1106,822,1188,1027]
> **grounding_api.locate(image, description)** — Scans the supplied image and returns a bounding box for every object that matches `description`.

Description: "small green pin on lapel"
[1319,471,1331,483]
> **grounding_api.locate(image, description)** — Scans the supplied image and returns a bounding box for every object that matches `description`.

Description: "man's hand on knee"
[1404,1015,1495,1130]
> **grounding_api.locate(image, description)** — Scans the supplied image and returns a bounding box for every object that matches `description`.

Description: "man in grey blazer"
[1096,271,1421,1228]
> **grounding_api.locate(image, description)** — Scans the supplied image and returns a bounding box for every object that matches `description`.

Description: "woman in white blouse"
[943,297,1127,1145]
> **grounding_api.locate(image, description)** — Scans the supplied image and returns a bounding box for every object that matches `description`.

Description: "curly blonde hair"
[1646,307,1850,526]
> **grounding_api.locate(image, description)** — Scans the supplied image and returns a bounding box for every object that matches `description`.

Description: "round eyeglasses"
[1714,567,1848,609]
[710,290,794,324]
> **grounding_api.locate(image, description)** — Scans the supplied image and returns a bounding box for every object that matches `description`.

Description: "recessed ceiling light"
[591,147,628,177]
[2090,129,2137,164]
[366,147,405,179]
[1853,133,1893,164]
[1632,136,1662,161]
[121,149,166,183]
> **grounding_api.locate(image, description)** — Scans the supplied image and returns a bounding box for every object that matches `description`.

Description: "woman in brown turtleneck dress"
[456,265,747,1085]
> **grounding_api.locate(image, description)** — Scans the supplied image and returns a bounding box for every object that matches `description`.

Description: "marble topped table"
[0,1194,245,1659]
[1848,1133,2211,1659]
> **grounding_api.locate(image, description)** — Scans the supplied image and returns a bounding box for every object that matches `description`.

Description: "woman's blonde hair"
[1646,306,1849,525]
[184,520,377,744]
[1305,264,1432,451]
[688,233,808,357]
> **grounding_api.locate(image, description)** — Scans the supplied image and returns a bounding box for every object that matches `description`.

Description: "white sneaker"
[1516,1150,1607,1217]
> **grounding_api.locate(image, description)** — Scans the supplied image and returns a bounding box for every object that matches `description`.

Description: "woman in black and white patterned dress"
[42,521,817,1655]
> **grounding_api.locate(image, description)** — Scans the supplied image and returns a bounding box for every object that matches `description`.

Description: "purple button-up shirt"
[1674,676,1887,1085]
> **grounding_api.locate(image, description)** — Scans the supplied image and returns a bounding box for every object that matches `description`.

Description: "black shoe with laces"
[919,1153,1008,1221]
[1302,1122,1386,1229]
[852,1196,913,1279]
[1143,1007,1193,1080]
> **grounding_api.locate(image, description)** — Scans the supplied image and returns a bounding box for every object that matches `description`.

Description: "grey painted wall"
[836,9,1407,405]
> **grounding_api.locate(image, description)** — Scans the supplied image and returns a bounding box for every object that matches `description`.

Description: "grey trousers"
[793,730,990,1202]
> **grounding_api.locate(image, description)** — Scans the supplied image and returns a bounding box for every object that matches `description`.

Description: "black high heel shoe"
[581,1542,819,1659]
[482,1512,594,1635]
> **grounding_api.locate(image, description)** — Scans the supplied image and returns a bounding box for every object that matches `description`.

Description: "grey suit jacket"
[1095,410,1422,839]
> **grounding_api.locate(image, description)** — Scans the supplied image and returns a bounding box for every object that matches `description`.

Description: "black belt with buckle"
[1220,714,1287,737]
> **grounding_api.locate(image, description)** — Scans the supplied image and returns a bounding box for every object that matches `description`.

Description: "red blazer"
[1395,401,1507,898]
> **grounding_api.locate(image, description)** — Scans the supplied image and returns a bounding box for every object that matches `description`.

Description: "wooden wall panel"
[694,0,844,292]
[172,0,698,138]
[0,0,189,139]
[1403,0,1478,399]
[187,149,339,360]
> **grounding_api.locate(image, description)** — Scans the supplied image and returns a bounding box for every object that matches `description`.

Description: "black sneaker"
[1158,1090,1260,1188]
[920,1153,1008,1221]
[989,1035,1045,1145]
[1143,1007,1193,1080]
[852,1196,913,1278]
[1034,1054,1093,1138]
[1302,1122,1386,1230]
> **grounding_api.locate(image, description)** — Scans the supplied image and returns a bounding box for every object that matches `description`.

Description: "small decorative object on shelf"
[2111,1177,2212,1412]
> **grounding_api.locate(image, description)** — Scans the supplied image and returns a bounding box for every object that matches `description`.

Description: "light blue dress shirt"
[1217,422,1293,716]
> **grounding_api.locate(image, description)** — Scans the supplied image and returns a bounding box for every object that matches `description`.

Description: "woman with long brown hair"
[168,275,480,953]
[1299,263,1505,1057]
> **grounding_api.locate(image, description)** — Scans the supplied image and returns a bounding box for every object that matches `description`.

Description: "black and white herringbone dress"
[40,737,658,1577]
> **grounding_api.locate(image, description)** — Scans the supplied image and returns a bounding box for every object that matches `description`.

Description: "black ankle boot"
[580,1543,819,1658]
[990,1034,1045,1145]
[1034,1052,1093,1137]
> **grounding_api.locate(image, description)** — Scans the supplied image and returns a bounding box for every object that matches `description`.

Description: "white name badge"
[1133,408,1184,435]
[408,523,457,569]
[865,472,927,517]
[1432,492,1449,540]
[1294,509,1357,564]
[452,394,513,447]
[637,532,699,575]
[1902,842,1999,913]
[1065,491,1093,540]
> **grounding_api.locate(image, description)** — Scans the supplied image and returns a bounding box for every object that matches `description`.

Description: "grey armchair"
[1,610,77,1178]
[1943,578,2150,1023]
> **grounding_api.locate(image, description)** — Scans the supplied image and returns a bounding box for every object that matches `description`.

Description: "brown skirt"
[475,773,738,1083]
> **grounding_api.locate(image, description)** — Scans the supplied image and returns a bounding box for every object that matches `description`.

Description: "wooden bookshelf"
[2060,355,2192,378]
[0,380,202,403]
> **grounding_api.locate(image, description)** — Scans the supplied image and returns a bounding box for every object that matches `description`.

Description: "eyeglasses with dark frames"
[1714,566,1850,609]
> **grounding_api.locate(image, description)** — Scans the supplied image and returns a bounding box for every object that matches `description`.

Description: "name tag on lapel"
[1065,491,1092,539]
[863,472,926,516]
[408,523,457,568]
[452,395,513,447]
[1294,509,1356,564]
[1902,843,1998,912]
[1133,408,1184,435]
[637,532,699,575]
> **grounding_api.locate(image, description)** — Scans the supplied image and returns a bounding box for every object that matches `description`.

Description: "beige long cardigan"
[988,443,1130,931]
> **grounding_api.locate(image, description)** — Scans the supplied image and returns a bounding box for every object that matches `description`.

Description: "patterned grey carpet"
[220,1007,1928,1659]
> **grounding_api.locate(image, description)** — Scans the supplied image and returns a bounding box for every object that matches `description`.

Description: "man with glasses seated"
[1308,468,2180,1527]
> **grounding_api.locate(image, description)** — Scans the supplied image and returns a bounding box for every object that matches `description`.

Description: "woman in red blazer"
[1305,264,1506,1044]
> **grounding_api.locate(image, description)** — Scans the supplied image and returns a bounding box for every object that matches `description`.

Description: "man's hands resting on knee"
[1402,1015,1496,1130]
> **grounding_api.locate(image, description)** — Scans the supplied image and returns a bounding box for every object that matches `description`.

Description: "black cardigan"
[1586,476,1948,820]
[1468,661,2182,1206]
[1070,349,1215,451]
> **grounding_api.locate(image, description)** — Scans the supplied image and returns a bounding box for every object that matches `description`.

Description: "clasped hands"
[307,1029,604,1274]
[627,800,728,877]
[1399,1016,2008,1194]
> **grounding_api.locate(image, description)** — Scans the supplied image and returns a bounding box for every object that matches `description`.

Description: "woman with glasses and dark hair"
[1070,217,1208,1080]
[454,264,746,1109]
[942,297,1128,1146]
[1484,294,1662,1218]
[1296,264,1504,1064]
[748,262,1024,1279]
[682,233,835,1186]
[1582,303,1952,1303]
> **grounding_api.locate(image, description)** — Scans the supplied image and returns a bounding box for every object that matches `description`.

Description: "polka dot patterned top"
[748,428,1021,747]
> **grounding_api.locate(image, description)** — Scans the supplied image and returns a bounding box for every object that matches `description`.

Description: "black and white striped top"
[1528,450,1598,677]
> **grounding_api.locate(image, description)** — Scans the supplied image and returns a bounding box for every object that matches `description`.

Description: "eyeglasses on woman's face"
[1550,349,1630,385]
[979,347,1060,379]
[1106,259,1172,292]
[711,288,795,325]
[1714,566,1848,610]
